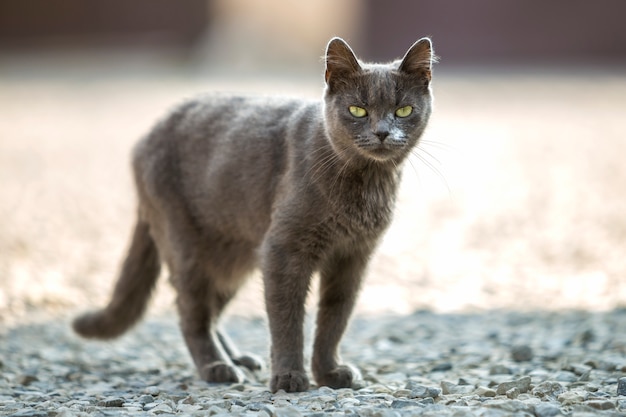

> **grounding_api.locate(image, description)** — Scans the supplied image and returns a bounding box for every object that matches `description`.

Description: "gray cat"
[73,37,434,393]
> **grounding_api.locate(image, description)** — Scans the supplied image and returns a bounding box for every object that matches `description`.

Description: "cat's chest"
[326,175,398,238]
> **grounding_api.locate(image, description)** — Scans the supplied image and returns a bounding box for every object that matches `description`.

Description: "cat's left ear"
[399,38,435,85]
[325,37,362,85]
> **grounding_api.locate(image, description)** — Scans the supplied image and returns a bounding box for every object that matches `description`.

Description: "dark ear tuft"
[325,37,362,85]
[399,38,435,84]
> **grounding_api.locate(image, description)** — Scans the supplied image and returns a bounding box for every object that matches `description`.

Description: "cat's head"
[323,37,434,165]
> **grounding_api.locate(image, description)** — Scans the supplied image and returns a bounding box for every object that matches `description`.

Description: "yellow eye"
[349,106,367,118]
[395,105,413,118]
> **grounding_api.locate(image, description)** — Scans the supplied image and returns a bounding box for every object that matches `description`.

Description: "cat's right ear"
[325,37,362,87]
[399,38,435,86]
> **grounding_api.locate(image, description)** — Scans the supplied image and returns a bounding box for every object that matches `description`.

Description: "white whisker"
[410,147,451,196]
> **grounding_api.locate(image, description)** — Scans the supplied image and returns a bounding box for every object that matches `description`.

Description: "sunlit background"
[1,0,625,323]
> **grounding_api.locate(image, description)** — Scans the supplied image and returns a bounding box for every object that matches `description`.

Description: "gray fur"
[73,37,434,392]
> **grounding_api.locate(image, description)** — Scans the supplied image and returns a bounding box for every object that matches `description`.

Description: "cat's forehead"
[352,65,414,105]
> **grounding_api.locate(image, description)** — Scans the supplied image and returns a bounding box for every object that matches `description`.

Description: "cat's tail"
[72,218,161,339]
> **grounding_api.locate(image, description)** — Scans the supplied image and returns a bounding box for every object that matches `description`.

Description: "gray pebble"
[143,401,161,411]
[15,375,38,386]
[144,386,161,395]
[511,344,533,362]
[260,404,277,417]
[8,410,48,417]
[575,328,595,345]
[585,399,615,410]
[474,386,497,397]
[618,377,626,396]
[496,376,531,395]
[149,402,174,414]
[431,362,452,372]
[585,359,617,371]
[489,364,512,375]
[97,397,124,407]
[506,387,520,399]
[554,371,578,383]
[393,388,411,398]
[138,394,156,404]
[483,399,532,413]
[390,399,420,409]
[404,381,441,399]
[533,402,563,417]
[275,406,303,417]
[532,381,566,399]
[557,389,588,405]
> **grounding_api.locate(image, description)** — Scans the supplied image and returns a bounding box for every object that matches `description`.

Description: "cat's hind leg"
[160,219,251,383]
[175,273,246,383]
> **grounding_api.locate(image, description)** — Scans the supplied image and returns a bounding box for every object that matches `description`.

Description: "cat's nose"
[374,130,390,141]
[373,120,390,142]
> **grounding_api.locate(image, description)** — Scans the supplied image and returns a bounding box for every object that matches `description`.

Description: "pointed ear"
[325,37,362,84]
[399,38,434,84]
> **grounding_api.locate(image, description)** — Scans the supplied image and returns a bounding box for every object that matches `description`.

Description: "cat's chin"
[361,147,403,163]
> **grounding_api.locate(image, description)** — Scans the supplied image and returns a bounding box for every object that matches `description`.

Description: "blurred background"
[1,0,625,323]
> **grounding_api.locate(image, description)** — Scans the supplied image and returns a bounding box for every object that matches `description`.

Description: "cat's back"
[135,93,319,186]
[133,94,322,239]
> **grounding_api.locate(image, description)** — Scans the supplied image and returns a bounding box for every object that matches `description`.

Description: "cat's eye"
[395,105,413,118]
[349,106,368,118]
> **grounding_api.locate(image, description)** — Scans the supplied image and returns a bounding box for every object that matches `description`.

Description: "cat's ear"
[399,38,435,85]
[325,37,362,85]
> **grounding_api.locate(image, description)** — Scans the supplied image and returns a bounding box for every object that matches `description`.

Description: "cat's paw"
[200,361,245,383]
[315,364,361,389]
[270,370,310,393]
[233,353,265,371]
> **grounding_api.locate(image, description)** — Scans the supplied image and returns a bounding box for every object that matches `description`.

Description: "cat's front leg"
[262,238,316,393]
[312,251,368,389]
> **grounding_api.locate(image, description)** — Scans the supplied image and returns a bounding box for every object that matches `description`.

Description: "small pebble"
[431,362,452,372]
[138,394,155,404]
[474,386,497,397]
[496,376,531,395]
[390,399,420,409]
[554,371,578,383]
[557,389,588,405]
[511,345,534,362]
[97,397,124,407]
[144,386,160,396]
[506,387,520,399]
[532,381,565,399]
[440,380,473,395]
[489,364,512,375]
[404,381,441,399]
[16,374,38,386]
[585,399,615,410]
[393,389,411,398]
[618,377,626,396]
[533,402,562,417]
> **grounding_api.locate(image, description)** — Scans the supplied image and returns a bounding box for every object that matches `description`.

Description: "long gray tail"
[73,218,160,339]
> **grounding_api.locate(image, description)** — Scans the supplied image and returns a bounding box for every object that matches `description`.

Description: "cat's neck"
[304,135,402,213]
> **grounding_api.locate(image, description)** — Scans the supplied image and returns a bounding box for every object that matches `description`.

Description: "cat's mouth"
[361,143,402,161]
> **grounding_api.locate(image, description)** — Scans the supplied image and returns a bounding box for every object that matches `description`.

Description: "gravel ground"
[2,309,626,416]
